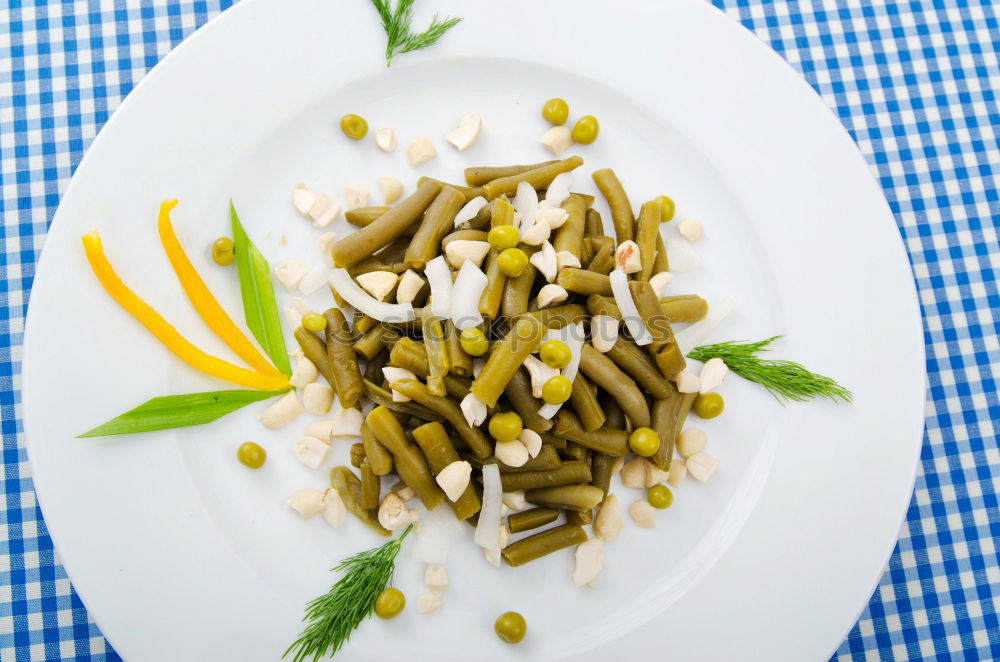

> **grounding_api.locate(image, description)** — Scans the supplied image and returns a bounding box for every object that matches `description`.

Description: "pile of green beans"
[311,159,703,569]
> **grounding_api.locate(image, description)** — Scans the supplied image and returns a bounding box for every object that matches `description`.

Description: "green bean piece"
[569,373,606,432]
[592,168,635,244]
[501,254,537,318]
[442,320,472,377]
[585,294,620,319]
[355,314,378,335]
[526,484,603,512]
[590,452,616,496]
[464,161,559,186]
[566,508,594,526]
[578,344,651,428]
[322,308,365,409]
[628,280,686,378]
[363,379,443,424]
[660,295,709,322]
[389,379,493,459]
[584,208,604,237]
[456,201,493,232]
[332,180,442,267]
[499,461,592,491]
[329,466,390,537]
[553,193,588,258]
[344,206,392,227]
[294,327,334,386]
[600,393,626,430]
[350,442,366,469]
[675,392,697,439]
[411,422,482,520]
[421,308,451,397]
[417,176,483,202]
[354,323,386,361]
[471,316,546,408]
[362,423,394,476]
[501,523,587,567]
[348,261,409,277]
[539,432,567,451]
[490,196,516,228]
[605,339,674,399]
[650,395,679,472]
[634,200,662,281]
[508,507,559,534]
[562,441,591,463]
[387,338,472,400]
[482,156,585,200]
[478,249,507,318]
[574,192,596,208]
[364,349,389,384]
[348,235,412,277]
[520,304,588,330]
[359,459,380,510]
[556,268,612,296]
[366,406,444,510]
[441,229,490,249]
[652,232,668,274]
[553,410,629,456]
[586,239,617,275]
[503,368,554,434]
[404,186,467,269]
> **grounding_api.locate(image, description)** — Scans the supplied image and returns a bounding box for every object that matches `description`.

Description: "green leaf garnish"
[77,388,290,437]
[230,201,291,376]
[371,0,462,66]
[688,336,853,405]
[284,524,414,662]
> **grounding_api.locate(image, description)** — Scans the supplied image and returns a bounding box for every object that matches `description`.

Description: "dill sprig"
[371,0,462,66]
[284,525,414,662]
[688,336,853,405]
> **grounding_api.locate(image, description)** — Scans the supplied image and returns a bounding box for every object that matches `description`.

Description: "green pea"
[340,113,368,140]
[647,484,673,509]
[211,237,234,266]
[494,611,527,644]
[497,248,529,277]
[237,441,266,469]
[571,115,599,145]
[541,375,572,405]
[460,327,489,356]
[374,587,405,619]
[541,98,569,126]
[693,392,724,419]
[655,195,676,222]
[628,427,660,457]
[488,412,523,443]
[301,312,327,333]
[539,339,571,369]
[488,225,520,251]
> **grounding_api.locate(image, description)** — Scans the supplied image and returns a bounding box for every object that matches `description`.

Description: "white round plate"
[23,1,924,660]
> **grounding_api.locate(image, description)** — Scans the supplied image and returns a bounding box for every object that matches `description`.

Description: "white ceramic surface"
[22,1,924,660]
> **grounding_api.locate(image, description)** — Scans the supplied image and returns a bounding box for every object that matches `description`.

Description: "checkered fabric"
[1,1,997,660]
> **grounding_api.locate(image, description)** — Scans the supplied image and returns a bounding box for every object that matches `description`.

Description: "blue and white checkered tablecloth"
[1,1,997,660]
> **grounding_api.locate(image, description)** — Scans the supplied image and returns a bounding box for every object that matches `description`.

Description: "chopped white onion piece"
[609,268,652,346]
[544,172,573,207]
[449,260,487,330]
[513,181,538,236]
[454,196,489,227]
[665,235,702,272]
[674,297,735,356]
[412,504,466,565]
[424,256,453,320]
[474,464,503,555]
[537,321,585,419]
[328,268,415,323]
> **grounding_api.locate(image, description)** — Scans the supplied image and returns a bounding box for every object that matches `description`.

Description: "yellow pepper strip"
[156,199,281,377]
[81,230,290,391]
